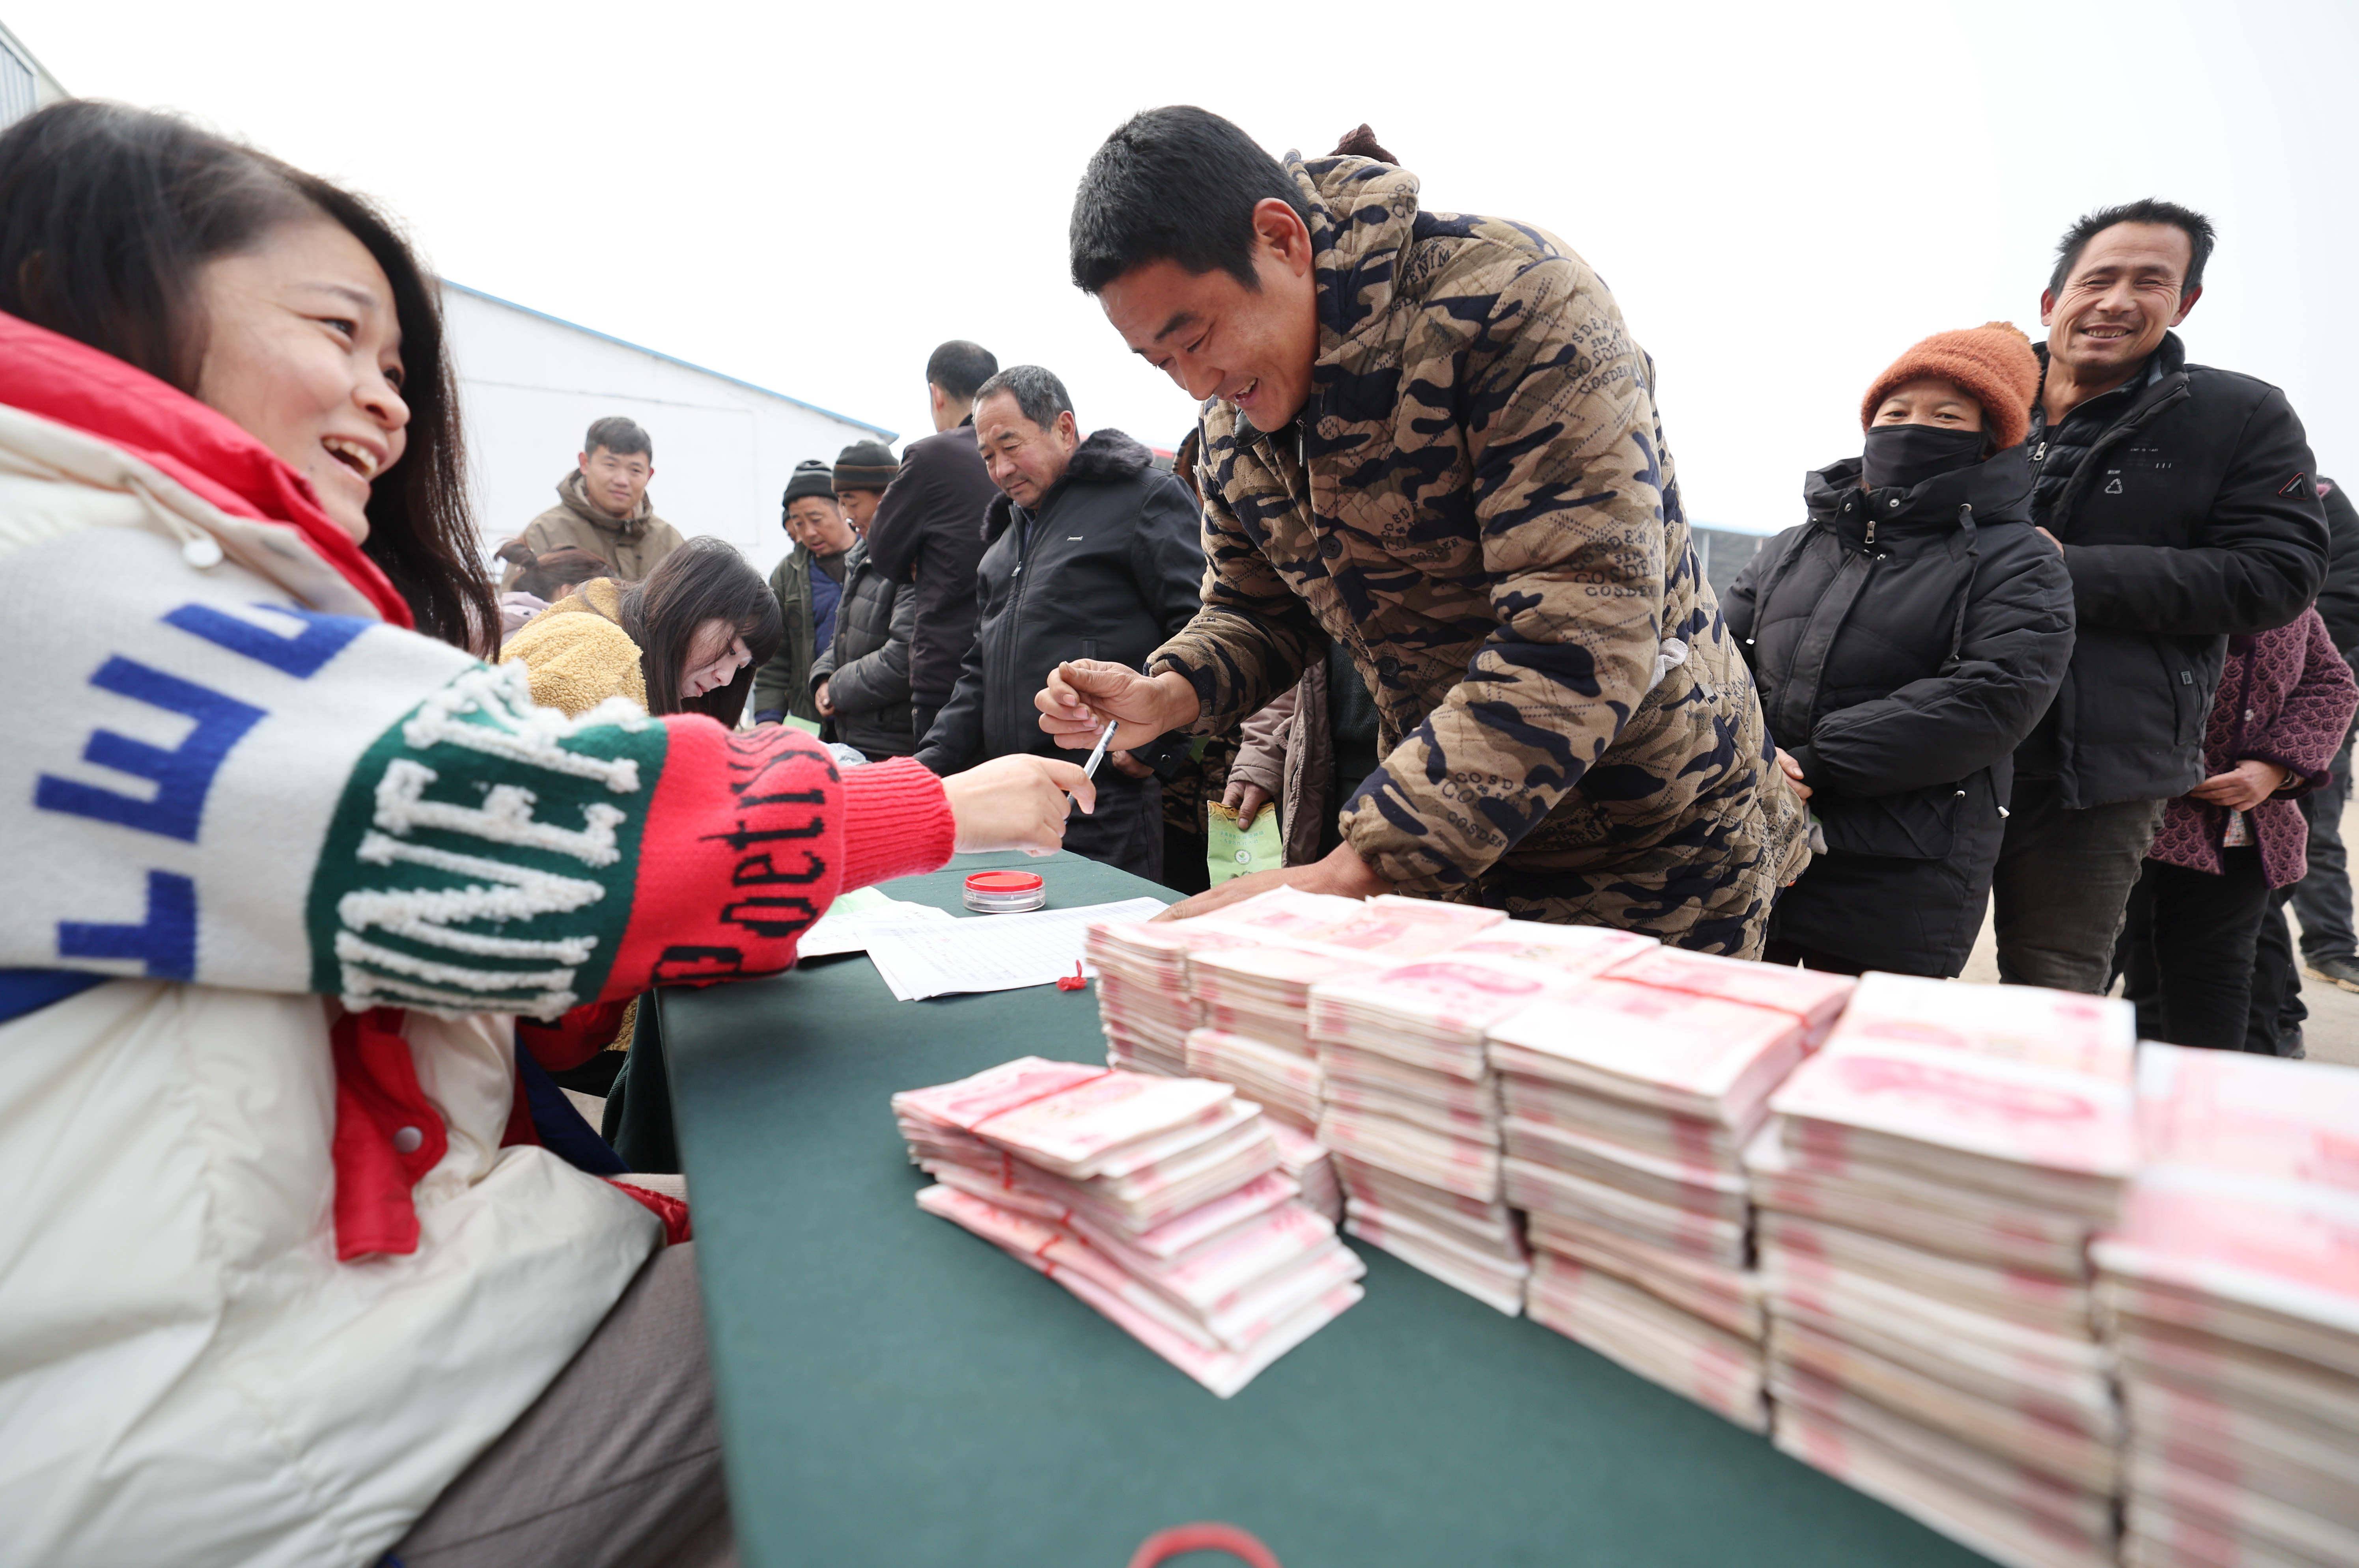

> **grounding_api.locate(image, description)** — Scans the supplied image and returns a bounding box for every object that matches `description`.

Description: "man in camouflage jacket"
[1046,110,1807,954]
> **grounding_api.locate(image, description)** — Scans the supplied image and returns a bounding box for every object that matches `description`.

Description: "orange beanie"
[1859,322,2041,451]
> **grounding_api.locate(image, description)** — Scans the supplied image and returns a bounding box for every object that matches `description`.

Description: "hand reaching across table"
[943,755,1096,856]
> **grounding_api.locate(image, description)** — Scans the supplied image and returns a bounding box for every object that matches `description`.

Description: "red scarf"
[0,312,687,1258]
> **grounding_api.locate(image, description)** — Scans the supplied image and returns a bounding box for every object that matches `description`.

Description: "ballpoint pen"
[1072,720,1114,814]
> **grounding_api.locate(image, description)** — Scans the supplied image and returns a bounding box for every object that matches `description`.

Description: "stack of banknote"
[1488,971,1822,1427]
[1758,973,2137,1568]
[1305,922,1657,1313]
[1185,1026,1324,1132]
[1273,1119,1344,1223]
[1193,896,1505,1052]
[895,1056,1363,1397]
[2094,1045,2359,1568]
[1594,947,1855,1046]
[1087,889,1364,1076]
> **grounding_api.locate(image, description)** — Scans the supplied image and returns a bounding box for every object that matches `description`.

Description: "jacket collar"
[0,309,412,626]
[2031,330,2186,424]
[982,427,1157,541]
[556,468,655,539]
[1804,443,2036,550]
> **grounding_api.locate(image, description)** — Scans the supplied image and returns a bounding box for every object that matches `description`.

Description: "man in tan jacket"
[500,415,686,588]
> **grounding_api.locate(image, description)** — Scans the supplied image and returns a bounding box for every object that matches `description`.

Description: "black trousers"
[1761,938,1869,977]
[2290,722,2357,961]
[2116,848,2273,1051]
[1061,769,1164,884]
[2250,885,2306,1056]
[1992,779,2166,994]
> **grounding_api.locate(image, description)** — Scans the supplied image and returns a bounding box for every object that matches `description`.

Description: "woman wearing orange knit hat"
[1724,323,2076,976]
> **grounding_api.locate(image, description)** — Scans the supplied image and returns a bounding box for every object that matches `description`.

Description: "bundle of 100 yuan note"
[1758,973,2137,1568]
[2094,1045,2359,1568]
[896,1057,1361,1396]
[1304,922,1647,1314]
[1484,975,1810,1427]
[1087,887,1364,1075]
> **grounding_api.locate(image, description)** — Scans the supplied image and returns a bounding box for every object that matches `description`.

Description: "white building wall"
[440,283,893,579]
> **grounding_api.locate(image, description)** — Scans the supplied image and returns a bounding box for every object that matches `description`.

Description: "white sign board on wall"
[440,282,893,580]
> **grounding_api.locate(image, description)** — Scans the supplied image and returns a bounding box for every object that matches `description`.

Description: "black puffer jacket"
[915,430,1204,773]
[864,416,1000,711]
[2019,332,2329,807]
[2312,477,2359,658]
[1726,445,2075,974]
[812,540,917,759]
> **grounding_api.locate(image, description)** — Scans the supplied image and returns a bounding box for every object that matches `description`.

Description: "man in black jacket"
[813,441,918,761]
[1993,200,2330,993]
[2285,477,2359,992]
[863,341,1002,743]
[914,365,1204,881]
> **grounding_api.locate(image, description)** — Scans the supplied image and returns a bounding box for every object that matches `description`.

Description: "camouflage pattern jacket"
[1145,154,1807,953]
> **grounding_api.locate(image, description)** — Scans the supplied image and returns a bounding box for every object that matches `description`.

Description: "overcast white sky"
[18,0,2356,534]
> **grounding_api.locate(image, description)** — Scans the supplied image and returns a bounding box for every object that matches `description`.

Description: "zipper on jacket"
[997,508,1034,737]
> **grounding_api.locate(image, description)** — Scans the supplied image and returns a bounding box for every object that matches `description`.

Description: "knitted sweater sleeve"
[9,562,953,1016]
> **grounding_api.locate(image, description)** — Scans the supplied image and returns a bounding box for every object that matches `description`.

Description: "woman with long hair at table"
[0,100,1089,1568]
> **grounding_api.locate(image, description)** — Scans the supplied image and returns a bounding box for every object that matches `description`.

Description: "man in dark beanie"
[865,341,1004,743]
[751,458,854,726]
[814,440,922,759]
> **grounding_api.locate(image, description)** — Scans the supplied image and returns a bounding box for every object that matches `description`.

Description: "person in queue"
[500,413,685,590]
[863,339,1004,743]
[491,537,610,636]
[750,458,853,727]
[813,439,922,761]
[1723,323,2074,976]
[915,365,1205,881]
[500,535,786,1128]
[2276,476,2359,1006]
[502,536,782,724]
[1990,199,2329,993]
[0,101,1089,1568]
[1038,110,1807,947]
[2116,606,2356,1052]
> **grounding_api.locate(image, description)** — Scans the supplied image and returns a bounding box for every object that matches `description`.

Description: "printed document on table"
[866,898,1167,1001]
[797,887,956,959]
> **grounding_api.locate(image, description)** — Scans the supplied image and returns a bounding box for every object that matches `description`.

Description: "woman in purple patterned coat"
[2115,607,2358,1051]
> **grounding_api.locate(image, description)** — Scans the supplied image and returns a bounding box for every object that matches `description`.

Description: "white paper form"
[865,898,1167,1001]
[797,887,956,959]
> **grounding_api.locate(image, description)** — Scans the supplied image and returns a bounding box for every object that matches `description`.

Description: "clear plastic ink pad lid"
[963,870,1047,914]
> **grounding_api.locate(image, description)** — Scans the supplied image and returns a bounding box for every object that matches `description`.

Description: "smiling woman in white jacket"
[0,103,1090,1568]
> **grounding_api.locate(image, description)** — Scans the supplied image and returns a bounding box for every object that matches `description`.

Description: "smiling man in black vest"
[1993,200,2329,993]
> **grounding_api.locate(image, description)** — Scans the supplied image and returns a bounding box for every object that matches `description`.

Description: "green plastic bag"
[1206,802,1284,885]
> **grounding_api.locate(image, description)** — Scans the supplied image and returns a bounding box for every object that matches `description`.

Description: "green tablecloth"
[661,851,1991,1568]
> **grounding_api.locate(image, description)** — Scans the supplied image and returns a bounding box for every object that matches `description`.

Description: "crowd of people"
[0,91,2344,1568]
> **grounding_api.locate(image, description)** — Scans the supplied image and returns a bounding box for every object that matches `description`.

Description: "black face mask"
[1861,423,1987,491]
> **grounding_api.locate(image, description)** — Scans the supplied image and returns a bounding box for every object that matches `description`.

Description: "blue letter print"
[35,660,265,843]
[58,871,198,981]
[163,602,368,678]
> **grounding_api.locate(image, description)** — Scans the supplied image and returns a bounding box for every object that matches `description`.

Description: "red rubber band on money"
[1127,1523,1282,1568]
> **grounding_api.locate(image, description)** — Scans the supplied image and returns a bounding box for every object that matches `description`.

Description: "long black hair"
[617,537,783,725]
[0,101,498,654]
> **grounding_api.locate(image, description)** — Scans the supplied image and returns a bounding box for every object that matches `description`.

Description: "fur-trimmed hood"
[982,428,1158,541]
